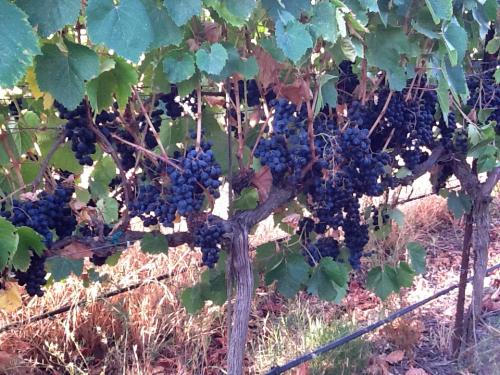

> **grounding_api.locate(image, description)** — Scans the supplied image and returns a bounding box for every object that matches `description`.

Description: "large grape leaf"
[424,0,452,24]
[442,18,468,66]
[16,0,81,37]
[35,42,99,109]
[262,0,311,21]
[366,265,399,300]
[275,12,313,63]
[163,51,196,83]
[46,257,83,281]
[213,45,258,80]
[306,258,348,302]
[205,0,256,26]
[12,226,45,271]
[0,218,19,270]
[89,155,117,197]
[140,233,169,254]
[407,242,426,274]
[143,0,183,49]
[309,2,338,43]
[265,253,310,298]
[164,0,201,26]
[0,0,40,88]
[195,43,228,75]
[87,0,153,62]
[87,57,138,111]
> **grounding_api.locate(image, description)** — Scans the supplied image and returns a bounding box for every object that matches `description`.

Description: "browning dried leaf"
[251,166,272,202]
[254,46,283,90]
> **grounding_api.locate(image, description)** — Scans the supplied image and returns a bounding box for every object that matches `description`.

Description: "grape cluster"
[96,110,137,171]
[1,185,76,246]
[371,206,390,231]
[231,79,262,107]
[438,112,457,151]
[166,140,222,217]
[80,224,113,266]
[194,217,226,268]
[304,237,340,266]
[56,101,96,166]
[454,129,468,155]
[15,254,47,297]
[129,184,175,227]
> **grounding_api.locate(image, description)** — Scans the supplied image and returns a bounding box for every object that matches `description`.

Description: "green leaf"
[424,0,452,24]
[140,233,169,254]
[483,0,497,21]
[181,285,204,313]
[143,0,183,49]
[90,156,116,197]
[0,218,19,270]
[310,2,338,43]
[447,191,471,219]
[87,0,153,62]
[105,251,121,266]
[262,0,311,21]
[195,43,228,75]
[214,45,259,80]
[407,242,426,274]
[315,74,338,113]
[265,253,310,298]
[442,18,468,66]
[97,196,119,224]
[476,154,497,173]
[233,187,259,211]
[437,72,450,119]
[0,0,40,88]
[396,261,415,287]
[12,226,45,271]
[275,12,313,63]
[412,9,440,39]
[366,265,399,300]
[47,143,83,174]
[163,51,196,83]
[255,242,282,273]
[16,0,80,37]
[395,166,412,178]
[206,0,257,26]
[388,208,404,227]
[441,57,468,103]
[486,37,500,54]
[35,42,99,109]
[46,256,83,281]
[87,57,138,111]
[164,0,201,26]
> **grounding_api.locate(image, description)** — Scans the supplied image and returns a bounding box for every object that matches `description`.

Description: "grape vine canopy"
[0,0,498,373]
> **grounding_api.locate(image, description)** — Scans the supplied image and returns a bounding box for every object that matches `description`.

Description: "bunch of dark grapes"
[129,184,175,227]
[79,224,113,266]
[371,206,390,231]
[55,101,96,166]
[231,79,262,107]
[438,112,457,151]
[342,198,368,269]
[154,85,184,119]
[194,217,226,268]
[254,135,290,183]
[337,61,359,105]
[453,129,468,155]
[14,254,47,297]
[347,100,378,130]
[304,237,340,266]
[401,147,429,172]
[467,61,499,130]
[0,185,76,246]
[96,111,137,171]
[166,139,222,218]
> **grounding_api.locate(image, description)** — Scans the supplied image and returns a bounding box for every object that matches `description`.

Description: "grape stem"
[133,87,170,161]
[360,56,367,105]
[369,90,393,136]
[196,85,202,152]
[31,130,66,191]
[0,130,24,188]
[232,79,245,169]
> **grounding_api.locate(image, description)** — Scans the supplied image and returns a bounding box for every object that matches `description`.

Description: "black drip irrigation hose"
[266,262,500,375]
[0,268,188,334]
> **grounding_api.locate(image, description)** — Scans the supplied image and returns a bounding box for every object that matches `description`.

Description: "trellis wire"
[266,262,500,375]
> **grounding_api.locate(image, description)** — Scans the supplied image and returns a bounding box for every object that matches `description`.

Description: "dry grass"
[0,194,498,374]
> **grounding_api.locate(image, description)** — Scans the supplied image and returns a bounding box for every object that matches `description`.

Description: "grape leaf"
[424,0,452,24]
[0,218,19,270]
[310,2,338,43]
[87,0,153,62]
[396,261,415,287]
[164,0,201,26]
[265,253,310,298]
[90,156,116,197]
[12,226,45,272]
[163,51,196,83]
[195,43,228,75]
[46,257,83,281]
[16,0,80,37]
[442,17,468,66]
[87,57,138,111]
[97,196,119,224]
[0,0,40,88]
[366,265,399,300]
[262,0,311,21]
[181,285,204,313]
[407,242,426,274]
[447,191,471,219]
[306,258,348,302]
[140,233,169,254]
[35,42,99,109]
[233,187,259,211]
[275,13,313,63]
[142,0,183,49]
[0,284,22,312]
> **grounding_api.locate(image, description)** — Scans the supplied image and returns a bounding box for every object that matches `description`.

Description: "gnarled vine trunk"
[227,221,253,375]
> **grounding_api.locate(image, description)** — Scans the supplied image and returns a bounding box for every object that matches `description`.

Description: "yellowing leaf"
[0,284,22,312]
[43,93,54,110]
[25,67,43,99]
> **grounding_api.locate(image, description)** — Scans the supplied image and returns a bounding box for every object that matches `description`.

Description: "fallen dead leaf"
[383,349,405,364]
[0,283,22,312]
